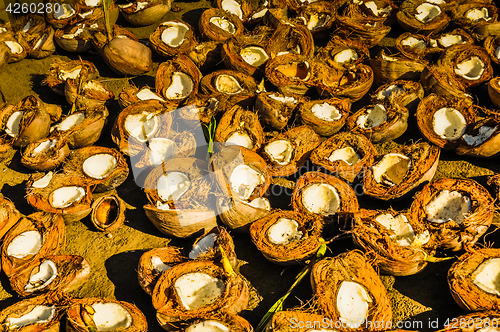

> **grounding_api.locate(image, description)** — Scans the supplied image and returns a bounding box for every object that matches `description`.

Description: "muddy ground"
[1,1,500,331]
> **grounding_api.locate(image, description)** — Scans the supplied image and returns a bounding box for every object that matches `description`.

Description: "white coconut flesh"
[375,213,416,246]
[264,140,293,165]
[33,34,49,50]
[221,0,243,19]
[415,3,442,23]
[306,13,331,31]
[189,233,217,259]
[49,186,86,208]
[57,67,82,81]
[463,125,498,146]
[425,190,471,224]
[91,303,132,332]
[148,138,176,165]
[53,113,85,133]
[426,0,445,4]
[377,85,404,100]
[477,328,500,332]
[186,320,230,332]
[248,197,271,210]
[151,256,171,274]
[135,2,148,11]
[216,74,243,95]
[454,57,485,80]
[22,19,34,33]
[334,49,359,65]
[240,46,269,67]
[471,258,500,296]
[83,154,117,179]
[83,81,107,93]
[136,88,165,101]
[124,112,158,142]
[5,111,24,137]
[364,1,392,16]
[62,28,86,39]
[268,94,297,104]
[356,104,387,129]
[5,305,56,329]
[0,27,7,34]
[439,34,465,48]
[267,218,303,245]
[432,107,467,140]
[301,183,340,215]
[401,36,426,50]
[225,132,254,149]
[85,0,101,6]
[5,41,23,54]
[32,139,58,156]
[276,61,310,80]
[336,281,372,329]
[466,8,492,22]
[174,273,225,310]
[165,72,193,100]
[495,46,500,60]
[161,22,189,47]
[372,153,411,186]
[230,165,265,200]
[157,172,190,202]
[251,8,268,20]
[54,4,75,19]
[25,260,58,292]
[328,147,360,165]
[381,54,398,61]
[6,230,42,259]
[209,17,236,34]
[32,171,53,189]
[311,102,342,122]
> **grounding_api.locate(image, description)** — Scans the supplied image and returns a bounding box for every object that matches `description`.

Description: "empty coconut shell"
[299,97,351,136]
[91,194,126,232]
[150,20,197,57]
[120,0,172,26]
[199,8,244,42]
[370,80,424,113]
[255,92,299,130]
[21,133,70,171]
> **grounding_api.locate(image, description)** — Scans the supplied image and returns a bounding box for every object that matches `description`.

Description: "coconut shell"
[335,14,391,49]
[187,41,223,73]
[363,142,440,201]
[297,1,336,37]
[318,36,369,70]
[21,133,70,171]
[420,65,474,105]
[318,64,374,102]
[66,297,148,332]
[409,177,494,251]
[0,195,20,241]
[265,54,315,96]
[453,3,498,31]
[488,76,500,108]
[43,59,98,96]
[92,25,139,50]
[90,194,126,232]
[311,250,393,332]
[28,25,56,59]
[266,22,314,59]
[1,212,65,278]
[255,92,299,130]
[216,0,252,21]
[101,36,153,76]
[199,8,244,42]
[155,55,201,104]
[45,3,78,29]
[65,78,114,110]
[436,28,475,50]
[222,34,270,77]
[200,69,257,97]
[152,260,249,323]
[474,21,500,41]
[483,35,500,67]
[163,314,253,332]
[455,117,500,157]
[178,94,222,128]
[250,210,323,265]
[215,105,264,152]
[10,96,51,148]
[54,24,93,53]
[436,310,500,332]
[217,196,272,233]
[310,131,377,183]
[354,0,397,25]
[396,0,449,34]
[189,226,237,267]
[120,0,172,26]
[367,51,426,86]
[370,80,424,113]
[118,85,164,109]
[0,34,29,63]
[299,97,351,136]
[0,42,11,72]
[150,20,197,57]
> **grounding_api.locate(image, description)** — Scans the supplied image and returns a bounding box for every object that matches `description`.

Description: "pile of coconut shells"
[4,0,500,330]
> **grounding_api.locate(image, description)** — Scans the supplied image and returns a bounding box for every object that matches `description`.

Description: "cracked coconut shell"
[0,195,20,241]
[21,133,70,171]
[299,97,351,136]
[91,194,126,233]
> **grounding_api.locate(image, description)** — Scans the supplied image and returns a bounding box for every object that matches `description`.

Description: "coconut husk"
[149,20,197,57]
[222,33,271,77]
[249,210,323,265]
[45,3,79,29]
[335,12,391,49]
[91,194,126,232]
[111,100,173,156]
[101,36,153,76]
[26,174,93,222]
[354,0,397,25]
[396,0,449,34]
[0,34,29,63]
[436,310,500,332]
[152,260,249,323]
[488,172,500,201]
[10,254,90,297]
[187,42,222,74]
[363,142,440,201]
[65,78,114,110]
[448,247,500,311]
[317,64,373,102]
[53,24,93,53]
[217,195,272,233]
[216,0,252,21]
[488,77,500,108]
[155,55,201,104]
[9,96,52,148]
[297,1,336,38]
[28,25,56,59]
[0,42,11,72]
[409,177,494,251]
[265,54,314,96]
[189,226,237,267]
[0,195,20,241]
[15,14,47,45]
[178,94,222,128]
[318,36,369,70]
[118,85,165,109]
[266,22,314,59]
[261,6,291,29]
[473,21,500,41]
[66,297,148,332]
[215,105,264,152]
[420,65,474,105]
[395,32,432,61]
[0,135,13,160]
[21,133,70,171]
[260,125,321,176]
[367,51,426,86]
[346,102,409,144]
[91,25,139,50]
[453,3,498,31]
[416,93,476,150]
[199,8,244,42]
[311,250,393,332]
[353,208,436,276]
[484,35,500,69]
[370,80,424,113]
[200,69,257,97]
[310,131,377,183]
[436,28,475,50]
[1,212,65,278]
[254,92,299,130]
[138,246,185,295]
[120,0,172,26]
[163,313,252,332]
[455,116,500,157]
[43,59,99,96]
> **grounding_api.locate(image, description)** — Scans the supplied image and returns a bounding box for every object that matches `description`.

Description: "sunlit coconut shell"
[43,59,98,96]
[318,36,369,70]
[54,23,93,53]
[91,25,139,51]
[0,34,29,63]
[216,0,252,21]
[370,80,424,113]
[311,250,393,331]
[118,85,165,109]
[448,248,500,311]
[90,194,126,232]
[250,210,322,265]
[254,92,298,130]
[435,28,475,50]
[150,20,197,57]
[111,99,173,156]
[66,297,148,332]
[186,40,222,73]
[416,93,475,150]
[474,21,500,41]
[1,212,65,278]
[10,254,90,297]
[355,0,398,24]
[0,42,11,72]
[266,22,314,59]
[26,174,93,222]
[120,0,172,26]
[189,226,237,267]
[261,125,321,177]
[138,246,185,295]
[310,131,376,183]
[436,311,500,332]
[28,25,56,59]
[346,102,409,144]
[367,50,426,86]
[199,8,244,42]
[163,314,252,332]
[261,6,290,29]
[396,0,449,34]
[395,32,432,61]
[455,116,500,157]
[215,105,264,152]
[0,196,20,241]
[353,208,435,276]
[292,171,359,229]
[222,32,271,77]
[45,3,78,28]
[335,11,391,49]
[155,55,201,104]
[101,36,153,76]
[420,65,474,105]
[484,36,500,68]
[21,133,70,171]
[299,98,350,136]
[200,69,257,97]
[409,177,494,251]
[73,0,120,26]
[143,157,217,238]
[217,195,272,233]
[177,94,222,128]
[152,260,249,324]
[265,54,314,96]
[297,1,336,38]
[489,76,500,109]
[452,3,498,31]
[317,63,374,102]
[65,78,114,110]
[363,142,440,201]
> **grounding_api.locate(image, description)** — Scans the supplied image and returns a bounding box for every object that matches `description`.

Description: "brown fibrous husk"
[396,0,449,34]
[43,59,98,96]
[149,20,197,57]
[255,92,299,130]
[155,55,201,104]
[299,97,351,136]
[370,80,424,113]
[21,133,70,171]
[198,8,244,42]
[266,22,314,58]
[0,195,21,241]
[367,50,426,86]
[162,313,253,332]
